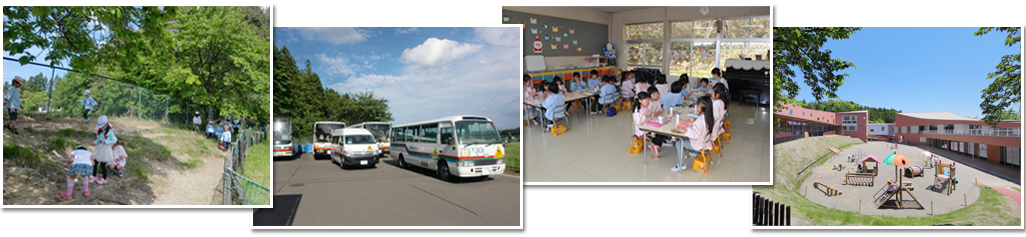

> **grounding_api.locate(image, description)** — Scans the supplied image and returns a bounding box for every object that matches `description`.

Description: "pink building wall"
[893,113,1021,154]
[835,111,869,142]
[774,103,838,124]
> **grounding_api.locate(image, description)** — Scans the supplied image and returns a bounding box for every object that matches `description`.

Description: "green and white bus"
[389,115,506,181]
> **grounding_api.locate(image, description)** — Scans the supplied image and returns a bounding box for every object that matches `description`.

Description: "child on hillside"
[221,123,233,151]
[90,116,117,184]
[670,97,715,172]
[193,112,202,131]
[61,145,94,199]
[108,141,127,177]
[206,120,216,139]
[540,83,565,132]
[79,90,98,122]
[233,118,240,136]
[4,76,25,134]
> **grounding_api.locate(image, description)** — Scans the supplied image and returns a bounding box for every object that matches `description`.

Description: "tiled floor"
[523,101,773,183]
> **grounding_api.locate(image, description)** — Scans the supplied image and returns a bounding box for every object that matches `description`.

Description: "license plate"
[482,169,491,175]
[360,160,368,165]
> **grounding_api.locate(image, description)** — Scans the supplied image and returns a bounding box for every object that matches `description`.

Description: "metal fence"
[221,126,270,205]
[3,57,215,128]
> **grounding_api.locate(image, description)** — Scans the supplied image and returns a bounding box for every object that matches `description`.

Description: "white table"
[524,90,598,129]
[638,105,701,173]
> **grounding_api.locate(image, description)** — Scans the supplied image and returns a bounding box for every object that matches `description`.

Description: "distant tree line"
[795,99,902,124]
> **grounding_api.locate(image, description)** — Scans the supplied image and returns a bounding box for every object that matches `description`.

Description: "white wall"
[868,124,894,136]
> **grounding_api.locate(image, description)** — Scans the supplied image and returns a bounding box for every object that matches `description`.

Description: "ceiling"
[585,7,660,13]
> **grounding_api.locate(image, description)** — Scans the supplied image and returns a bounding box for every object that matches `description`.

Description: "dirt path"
[3,115,225,205]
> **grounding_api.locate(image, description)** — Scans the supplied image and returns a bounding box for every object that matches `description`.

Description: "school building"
[774,103,1022,168]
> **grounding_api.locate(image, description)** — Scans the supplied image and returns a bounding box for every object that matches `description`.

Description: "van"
[330,128,381,168]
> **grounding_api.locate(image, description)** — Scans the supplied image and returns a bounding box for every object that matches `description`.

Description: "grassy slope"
[242,140,271,188]
[756,136,1021,226]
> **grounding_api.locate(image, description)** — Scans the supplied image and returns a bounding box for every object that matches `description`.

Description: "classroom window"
[626,22,664,40]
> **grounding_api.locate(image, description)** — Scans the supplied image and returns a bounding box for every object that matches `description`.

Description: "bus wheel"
[398,155,408,169]
[438,161,451,181]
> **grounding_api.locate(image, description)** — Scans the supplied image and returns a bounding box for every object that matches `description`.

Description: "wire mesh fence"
[221,126,270,205]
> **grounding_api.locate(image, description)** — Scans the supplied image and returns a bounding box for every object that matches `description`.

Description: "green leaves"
[975,27,1021,127]
[773,27,860,130]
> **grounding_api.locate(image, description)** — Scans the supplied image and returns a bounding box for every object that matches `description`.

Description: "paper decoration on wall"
[533,36,543,54]
[530,18,537,24]
[569,28,575,34]
[563,43,569,49]
[572,39,578,45]
[563,33,568,37]
[502,15,510,23]
[531,28,538,34]
[542,23,549,29]
[550,44,557,50]
[543,35,550,41]
[553,26,559,32]
[577,46,583,52]
[555,36,561,42]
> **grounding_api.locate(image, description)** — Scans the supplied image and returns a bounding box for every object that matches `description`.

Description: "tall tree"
[975,27,1021,127]
[3,6,177,72]
[773,27,860,115]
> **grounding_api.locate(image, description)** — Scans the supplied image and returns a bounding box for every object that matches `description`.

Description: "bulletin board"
[502,9,608,57]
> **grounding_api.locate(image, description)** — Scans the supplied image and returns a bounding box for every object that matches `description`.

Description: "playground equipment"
[814,181,842,196]
[878,153,924,209]
[903,166,924,178]
[932,162,958,195]
[857,154,880,176]
[845,173,875,186]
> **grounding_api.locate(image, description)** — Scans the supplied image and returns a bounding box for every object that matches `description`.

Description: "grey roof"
[897,112,983,121]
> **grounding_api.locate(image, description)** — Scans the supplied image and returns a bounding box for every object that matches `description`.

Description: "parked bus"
[351,122,391,157]
[329,128,381,168]
[389,115,505,181]
[312,121,346,159]
[272,120,294,158]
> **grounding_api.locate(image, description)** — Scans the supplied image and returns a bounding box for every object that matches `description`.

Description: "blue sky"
[274,27,522,130]
[790,27,1021,118]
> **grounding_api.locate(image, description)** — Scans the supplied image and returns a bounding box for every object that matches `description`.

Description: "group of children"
[4,75,101,135]
[61,115,129,199]
[631,68,731,172]
[205,117,235,152]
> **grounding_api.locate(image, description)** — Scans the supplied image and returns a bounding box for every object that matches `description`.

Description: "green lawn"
[242,140,270,188]
[504,142,520,175]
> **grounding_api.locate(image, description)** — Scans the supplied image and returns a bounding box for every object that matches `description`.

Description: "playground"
[798,141,1000,217]
[755,136,1021,226]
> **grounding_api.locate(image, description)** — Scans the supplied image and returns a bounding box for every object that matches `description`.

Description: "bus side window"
[392,127,404,143]
[440,126,454,145]
[406,126,418,143]
[422,123,438,144]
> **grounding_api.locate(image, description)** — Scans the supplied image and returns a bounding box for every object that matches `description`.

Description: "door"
[439,122,457,167]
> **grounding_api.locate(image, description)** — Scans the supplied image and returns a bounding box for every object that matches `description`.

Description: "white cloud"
[400,38,482,67]
[296,27,367,45]
[396,27,418,34]
[315,53,372,76]
[474,27,519,46]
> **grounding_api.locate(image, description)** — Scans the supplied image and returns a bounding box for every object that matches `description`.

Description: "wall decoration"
[555,36,561,42]
[533,36,543,54]
[563,33,568,37]
[503,9,608,57]
[543,35,550,41]
[550,43,557,50]
[542,23,549,29]
[577,46,582,52]
[553,26,559,32]
[563,43,569,49]
[572,39,578,45]
[503,15,510,23]
[531,28,538,34]
[569,28,575,34]
[530,18,537,24]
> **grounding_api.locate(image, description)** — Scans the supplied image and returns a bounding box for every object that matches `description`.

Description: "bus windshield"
[273,121,293,145]
[315,123,345,143]
[455,121,503,145]
[345,135,376,145]
[364,123,391,143]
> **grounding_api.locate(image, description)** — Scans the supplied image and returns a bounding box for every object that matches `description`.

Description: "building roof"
[837,110,869,113]
[897,112,981,121]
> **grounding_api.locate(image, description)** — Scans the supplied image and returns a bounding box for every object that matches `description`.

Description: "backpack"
[629,136,644,154]
[606,107,617,117]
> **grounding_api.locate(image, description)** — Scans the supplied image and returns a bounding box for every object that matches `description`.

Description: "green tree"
[773,27,860,117]
[3,6,177,72]
[974,27,1021,127]
[996,108,1020,121]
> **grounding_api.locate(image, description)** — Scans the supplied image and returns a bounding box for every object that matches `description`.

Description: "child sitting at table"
[678,73,691,99]
[524,75,541,125]
[587,70,602,90]
[662,80,685,109]
[632,92,653,152]
[595,76,618,114]
[697,78,712,96]
[670,97,715,172]
[654,74,670,99]
[570,72,586,92]
[619,73,635,110]
[635,73,651,98]
[711,84,728,137]
[553,76,569,94]
[540,82,565,132]
[646,87,670,157]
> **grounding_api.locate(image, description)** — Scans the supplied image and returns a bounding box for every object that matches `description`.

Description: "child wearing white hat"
[4,76,25,134]
[79,90,98,122]
[89,115,117,184]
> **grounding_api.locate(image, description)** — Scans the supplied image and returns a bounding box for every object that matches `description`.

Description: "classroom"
[513,6,772,183]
